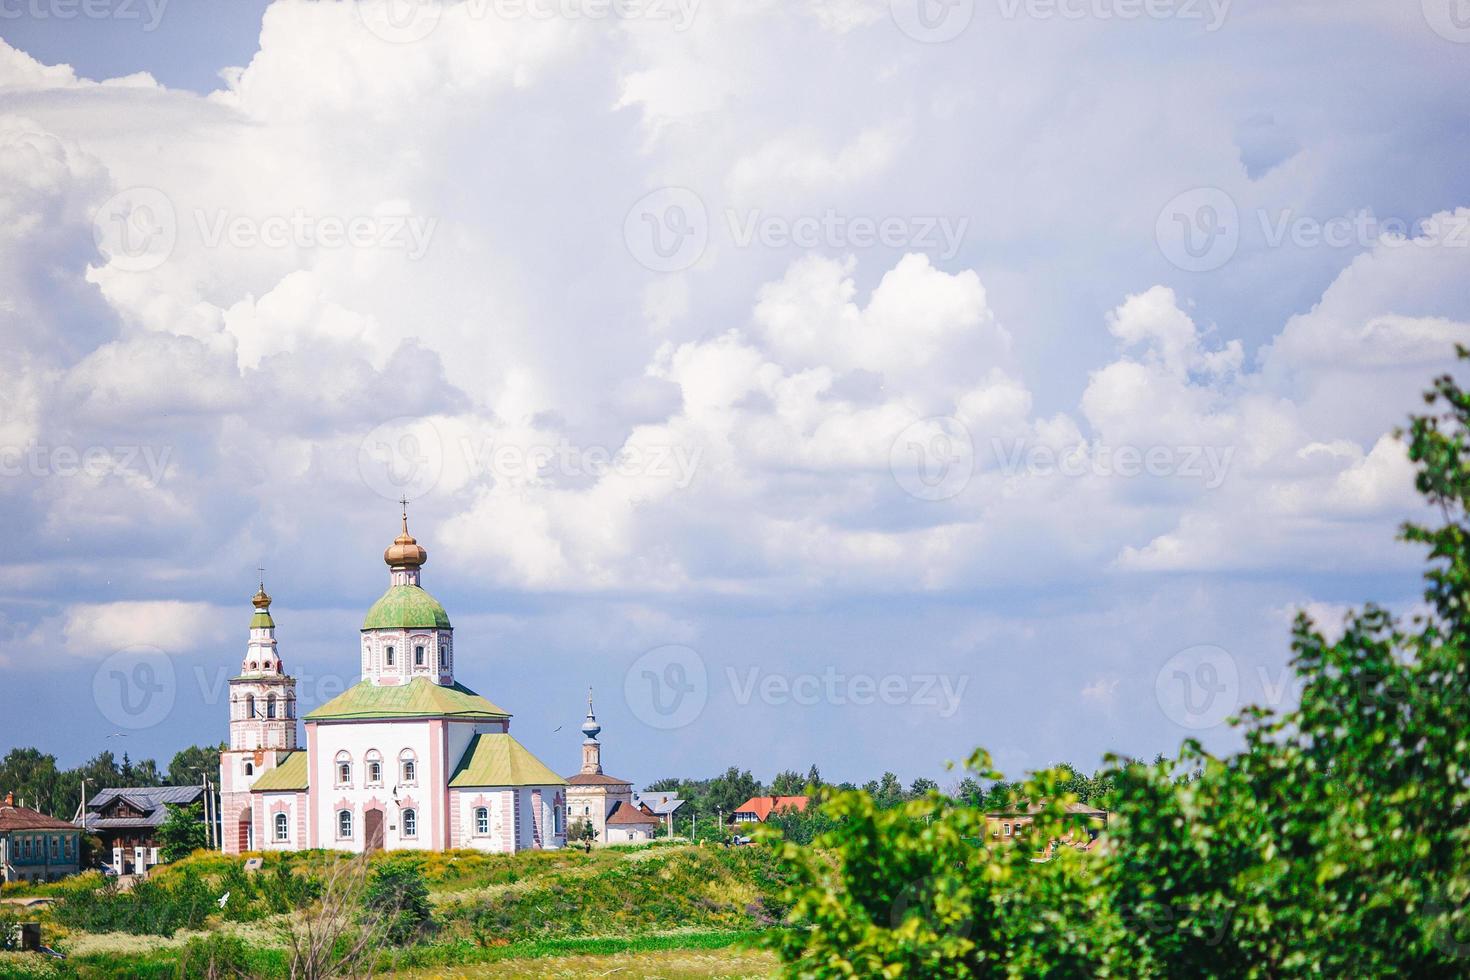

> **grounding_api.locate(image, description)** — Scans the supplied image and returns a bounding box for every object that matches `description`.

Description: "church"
[219,512,567,854]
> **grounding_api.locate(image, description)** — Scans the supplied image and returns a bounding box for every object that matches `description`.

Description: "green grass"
[5,845,790,978]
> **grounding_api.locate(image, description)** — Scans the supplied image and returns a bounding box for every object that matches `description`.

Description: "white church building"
[219,512,567,854]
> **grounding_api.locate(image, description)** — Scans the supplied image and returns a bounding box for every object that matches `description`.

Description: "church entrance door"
[364,809,385,853]
[237,809,252,853]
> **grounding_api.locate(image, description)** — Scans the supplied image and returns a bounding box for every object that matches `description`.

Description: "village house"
[1,794,81,884]
[79,786,211,875]
[730,795,810,825]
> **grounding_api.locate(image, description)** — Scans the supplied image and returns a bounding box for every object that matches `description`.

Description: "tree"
[158,802,209,862]
[568,818,597,844]
[168,744,225,786]
[363,860,433,946]
[705,766,762,817]
[768,360,1470,977]
[770,769,806,795]
[908,777,939,799]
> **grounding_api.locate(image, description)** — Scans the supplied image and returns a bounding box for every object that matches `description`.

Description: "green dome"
[362,585,452,630]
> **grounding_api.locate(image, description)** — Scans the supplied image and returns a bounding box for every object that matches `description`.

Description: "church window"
[245,694,255,718]
[275,813,289,842]
[336,752,352,787]
[337,810,353,839]
[385,646,395,666]
[474,807,489,836]
[414,645,425,666]
[266,694,277,719]
[287,698,295,719]
[400,751,417,784]
[366,751,383,786]
[402,809,417,837]
[244,762,254,776]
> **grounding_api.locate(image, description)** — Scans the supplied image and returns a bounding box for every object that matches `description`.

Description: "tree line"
[0,743,223,819]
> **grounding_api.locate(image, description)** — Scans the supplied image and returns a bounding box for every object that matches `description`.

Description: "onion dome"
[250,580,275,630]
[581,688,602,740]
[384,518,427,568]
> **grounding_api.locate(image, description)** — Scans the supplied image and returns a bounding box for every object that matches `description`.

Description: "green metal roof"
[251,611,275,629]
[305,678,508,721]
[449,733,567,788]
[362,585,451,630]
[251,751,309,792]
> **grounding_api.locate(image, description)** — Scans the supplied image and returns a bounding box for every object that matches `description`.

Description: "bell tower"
[220,577,299,854]
[580,689,603,775]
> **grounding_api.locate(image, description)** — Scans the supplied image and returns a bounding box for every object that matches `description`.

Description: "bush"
[175,933,254,979]
[363,860,433,946]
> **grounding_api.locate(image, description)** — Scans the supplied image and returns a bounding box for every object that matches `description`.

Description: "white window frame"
[337,810,353,839]
[402,808,417,838]
[275,812,289,842]
[474,807,490,836]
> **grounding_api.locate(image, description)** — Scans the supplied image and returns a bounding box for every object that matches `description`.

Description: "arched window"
[414,645,425,667]
[474,807,489,836]
[385,645,395,666]
[402,809,417,838]
[338,810,353,839]
[366,750,383,786]
[266,694,277,719]
[335,752,352,787]
[275,812,289,842]
[439,644,449,670]
[399,750,417,785]
[286,698,295,719]
[244,762,254,776]
[245,694,255,718]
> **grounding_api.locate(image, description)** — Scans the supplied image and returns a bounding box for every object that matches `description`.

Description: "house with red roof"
[1,793,81,884]
[730,795,810,826]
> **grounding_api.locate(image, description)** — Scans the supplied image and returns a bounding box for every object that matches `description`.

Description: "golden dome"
[384,507,428,568]
[252,587,272,609]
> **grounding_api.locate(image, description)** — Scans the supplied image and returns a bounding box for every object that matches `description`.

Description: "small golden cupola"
[384,497,428,573]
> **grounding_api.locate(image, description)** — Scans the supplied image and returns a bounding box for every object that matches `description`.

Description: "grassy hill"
[0,843,790,978]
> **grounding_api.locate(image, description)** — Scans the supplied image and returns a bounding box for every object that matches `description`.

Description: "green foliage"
[53,867,215,937]
[167,744,226,786]
[157,801,210,863]
[769,360,1470,977]
[363,859,433,946]
[174,933,253,979]
[567,817,597,843]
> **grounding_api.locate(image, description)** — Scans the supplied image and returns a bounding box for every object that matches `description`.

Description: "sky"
[1,0,1469,791]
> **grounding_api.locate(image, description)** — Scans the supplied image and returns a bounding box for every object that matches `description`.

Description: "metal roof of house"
[251,751,309,792]
[0,802,79,833]
[306,678,509,721]
[448,733,566,788]
[633,793,686,816]
[81,786,206,829]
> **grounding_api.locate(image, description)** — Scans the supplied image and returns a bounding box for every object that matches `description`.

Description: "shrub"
[175,933,254,979]
[363,860,432,946]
